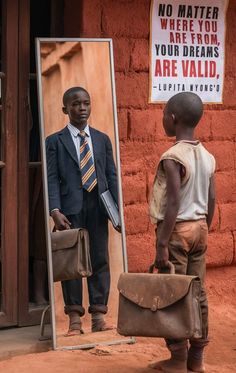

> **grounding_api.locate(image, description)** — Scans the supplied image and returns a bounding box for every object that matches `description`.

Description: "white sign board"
[149,0,229,103]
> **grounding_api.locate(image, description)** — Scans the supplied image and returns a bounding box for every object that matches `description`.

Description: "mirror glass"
[36,38,129,350]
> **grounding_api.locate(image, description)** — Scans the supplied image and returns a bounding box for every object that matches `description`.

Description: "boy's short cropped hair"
[63,86,90,106]
[167,92,203,128]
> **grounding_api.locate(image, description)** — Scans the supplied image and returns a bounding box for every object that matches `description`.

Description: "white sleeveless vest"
[149,141,215,223]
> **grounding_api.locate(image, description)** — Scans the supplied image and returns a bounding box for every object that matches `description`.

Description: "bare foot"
[148,359,187,372]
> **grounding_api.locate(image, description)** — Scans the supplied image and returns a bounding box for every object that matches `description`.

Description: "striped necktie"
[79,130,97,192]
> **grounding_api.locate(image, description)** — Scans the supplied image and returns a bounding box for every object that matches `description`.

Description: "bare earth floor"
[0,266,235,372]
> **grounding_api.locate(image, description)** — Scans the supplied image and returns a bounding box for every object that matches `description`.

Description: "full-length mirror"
[36,38,129,350]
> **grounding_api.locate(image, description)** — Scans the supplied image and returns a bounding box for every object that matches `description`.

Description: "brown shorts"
[157,219,209,338]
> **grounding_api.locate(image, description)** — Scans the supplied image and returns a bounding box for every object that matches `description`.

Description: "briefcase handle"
[148,261,175,274]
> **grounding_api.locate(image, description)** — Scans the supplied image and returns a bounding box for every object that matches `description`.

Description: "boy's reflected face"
[162,105,175,137]
[63,90,91,128]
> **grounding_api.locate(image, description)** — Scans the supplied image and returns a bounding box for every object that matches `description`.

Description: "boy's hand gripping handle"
[148,261,175,274]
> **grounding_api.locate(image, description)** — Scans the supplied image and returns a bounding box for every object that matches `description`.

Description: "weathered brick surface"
[124,203,149,235]
[80,0,102,37]
[102,0,150,38]
[120,141,172,205]
[122,173,147,205]
[215,173,236,203]
[121,157,146,176]
[115,72,149,109]
[220,203,236,231]
[223,76,236,107]
[226,1,236,41]
[210,110,236,140]
[67,0,236,272]
[131,39,149,72]
[129,109,165,140]
[225,41,236,78]
[195,111,212,140]
[225,1,236,77]
[113,38,131,72]
[117,109,128,141]
[206,232,234,267]
[232,231,236,264]
[203,141,235,172]
[126,233,156,272]
[120,141,171,169]
[120,142,148,167]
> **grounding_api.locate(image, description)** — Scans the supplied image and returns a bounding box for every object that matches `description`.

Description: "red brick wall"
[65,0,236,272]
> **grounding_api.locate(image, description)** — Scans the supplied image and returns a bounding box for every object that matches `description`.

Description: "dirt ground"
[0,266,236,373]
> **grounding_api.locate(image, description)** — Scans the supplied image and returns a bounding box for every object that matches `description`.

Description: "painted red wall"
[65,0,236,272]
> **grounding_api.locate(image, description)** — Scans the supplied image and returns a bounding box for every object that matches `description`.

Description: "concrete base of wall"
[0,324,52,361]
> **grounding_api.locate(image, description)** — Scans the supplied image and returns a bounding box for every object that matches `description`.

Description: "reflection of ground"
[56,306,121,348]
[57,329,133,349]
[56,310,115,335]
[56,313,132,349]
[0,267,235,372]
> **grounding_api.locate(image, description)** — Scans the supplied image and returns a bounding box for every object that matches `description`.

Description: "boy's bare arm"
[155,159,181,269]
[207,175,215,229]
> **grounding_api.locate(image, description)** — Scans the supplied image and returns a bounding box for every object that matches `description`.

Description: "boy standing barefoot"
[149,92,215,373]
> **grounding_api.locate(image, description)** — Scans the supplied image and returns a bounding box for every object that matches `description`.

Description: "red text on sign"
[154,59,178,77]
[182,60,217,78]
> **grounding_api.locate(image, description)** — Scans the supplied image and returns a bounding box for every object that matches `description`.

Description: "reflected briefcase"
[51,228,92,282]
[117,263,202,339]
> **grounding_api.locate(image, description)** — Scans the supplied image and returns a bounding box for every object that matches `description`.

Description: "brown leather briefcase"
[117,263,202,339]
[51,228,92,282]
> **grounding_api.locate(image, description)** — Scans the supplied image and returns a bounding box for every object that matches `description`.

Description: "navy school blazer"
[46,126,118,216]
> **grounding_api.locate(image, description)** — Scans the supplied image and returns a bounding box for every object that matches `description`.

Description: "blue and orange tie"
[79,131,97,192]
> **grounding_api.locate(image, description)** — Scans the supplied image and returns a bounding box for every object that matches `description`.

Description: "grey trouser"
[157,219,208,342]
